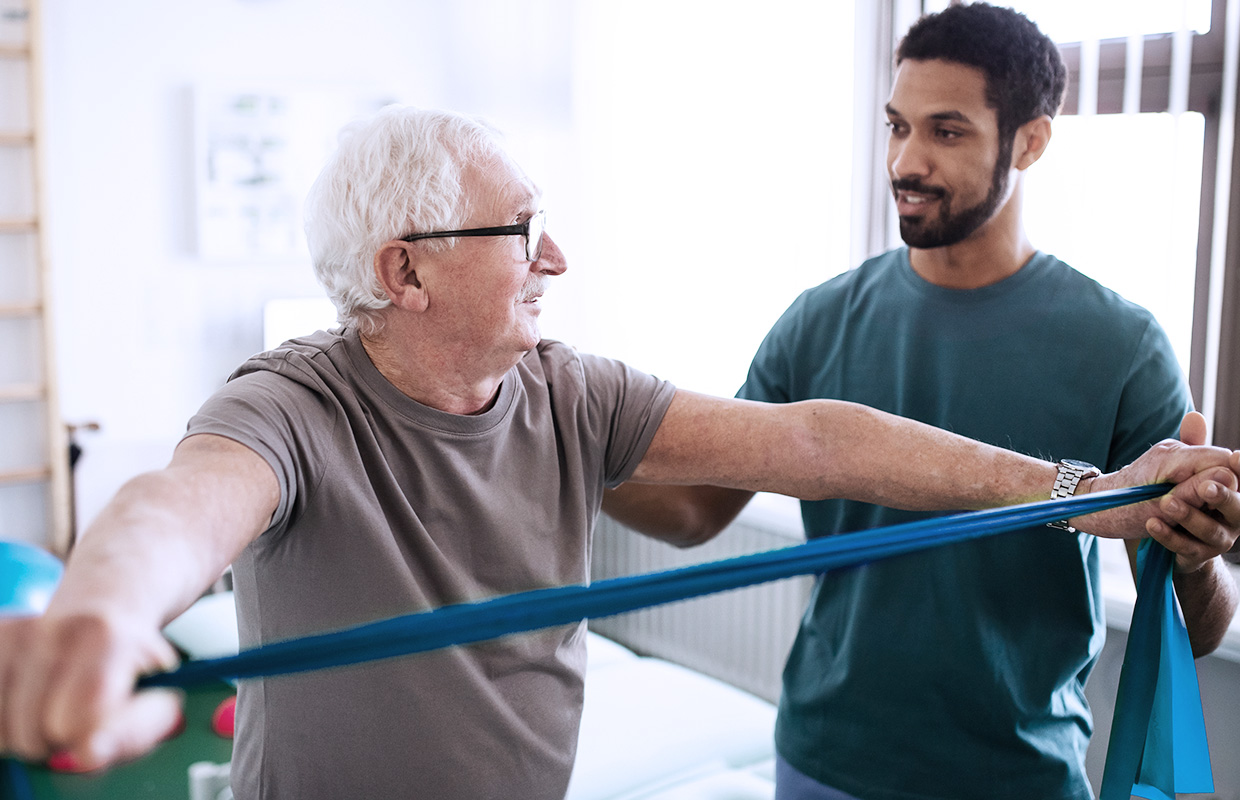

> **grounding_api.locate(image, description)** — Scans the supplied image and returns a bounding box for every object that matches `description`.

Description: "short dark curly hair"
[896,2,1067,146]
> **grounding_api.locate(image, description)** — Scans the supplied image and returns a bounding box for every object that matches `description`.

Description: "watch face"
[1062,459,1098,471]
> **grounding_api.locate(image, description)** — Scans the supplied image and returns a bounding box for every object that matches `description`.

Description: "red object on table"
[211,696,236,739]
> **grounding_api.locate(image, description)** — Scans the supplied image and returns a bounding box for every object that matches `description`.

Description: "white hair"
[302,105,504,336]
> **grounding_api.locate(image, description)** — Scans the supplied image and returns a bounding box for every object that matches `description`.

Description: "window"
[997,0,1240,621]
[558,2,856,399]
[1007,0,1240,448]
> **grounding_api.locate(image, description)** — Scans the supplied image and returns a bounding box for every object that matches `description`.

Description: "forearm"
[48,435,278,631]
[602,484,754,547]
[792,400,1055,509]
[50,472,248,629]
[1174,556,1240,657]
[634,393,1057,511]
[0,435,276,769]
[635,392,1239,541]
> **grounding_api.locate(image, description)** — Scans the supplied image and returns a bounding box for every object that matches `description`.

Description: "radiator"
[589,510,813,704]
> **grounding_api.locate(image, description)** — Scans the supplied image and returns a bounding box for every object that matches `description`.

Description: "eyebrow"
[885,103,975,125]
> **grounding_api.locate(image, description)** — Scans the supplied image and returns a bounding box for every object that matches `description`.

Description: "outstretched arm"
[0,433,279,771]
[631,391,1240,539]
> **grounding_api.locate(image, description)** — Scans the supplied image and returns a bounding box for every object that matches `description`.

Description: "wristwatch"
[1047,459,1101,533]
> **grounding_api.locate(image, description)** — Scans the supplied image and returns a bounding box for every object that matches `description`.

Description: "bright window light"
[1024,112,1204,375]
[999,0,1209,40]
[560,2,855,399]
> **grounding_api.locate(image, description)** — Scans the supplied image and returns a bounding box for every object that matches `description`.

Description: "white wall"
[39,0,855,536]
[40,0,580,529]
[31,3,1240,794]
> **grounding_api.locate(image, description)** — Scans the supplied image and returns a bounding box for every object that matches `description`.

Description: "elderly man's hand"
[1079,413,1240,564]
[0,611,182,772]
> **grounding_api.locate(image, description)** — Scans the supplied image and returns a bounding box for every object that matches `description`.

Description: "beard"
[893,139,1013,249]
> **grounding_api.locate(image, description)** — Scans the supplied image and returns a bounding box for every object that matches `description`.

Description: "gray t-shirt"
[184,328,676,800]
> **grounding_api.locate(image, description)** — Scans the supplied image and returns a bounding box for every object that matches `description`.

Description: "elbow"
[1188,626,1227,659]
[603,505,730,549]
[652,490,743,548]
[1186,597,1238,660]
[600,485,738,548]
[659,515,729,549]
[1180,562,1240,659]
[1186,601,1236,659]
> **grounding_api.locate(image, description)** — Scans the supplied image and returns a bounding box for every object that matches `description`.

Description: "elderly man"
[603,5,1240,800]
[0,106,1237,800]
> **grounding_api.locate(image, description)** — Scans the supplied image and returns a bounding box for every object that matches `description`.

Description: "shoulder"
[522,340,643,380]
[195,329,359,437]
[1038,255,1150,315]
[1036,255,1163,337]
[524,338,584,370]
[220,328,384,417]
[231,329,351,385]
[523,341,676,423]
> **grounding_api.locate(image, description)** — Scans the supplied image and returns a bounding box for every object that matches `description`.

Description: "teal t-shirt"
[739,249,1190,800]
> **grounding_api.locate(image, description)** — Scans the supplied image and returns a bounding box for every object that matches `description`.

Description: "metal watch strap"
[1048,459,1102,533]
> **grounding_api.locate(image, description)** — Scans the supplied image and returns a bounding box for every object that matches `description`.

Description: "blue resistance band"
[1099,538,1214,799]
[139,484,1169,688]
[133,483,1214,796]
[1,483,1210,797]
[0,757,34,800]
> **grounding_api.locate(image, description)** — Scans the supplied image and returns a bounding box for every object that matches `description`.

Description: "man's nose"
[889,135,931,180]
[536,233,568,275]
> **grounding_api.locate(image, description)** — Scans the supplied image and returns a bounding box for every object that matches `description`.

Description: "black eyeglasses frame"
[399,209,545,262]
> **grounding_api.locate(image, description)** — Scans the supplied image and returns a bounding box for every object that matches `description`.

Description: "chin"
[516,327,542,352]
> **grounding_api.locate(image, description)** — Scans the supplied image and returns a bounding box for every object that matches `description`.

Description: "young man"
[0,105,1236,800]
[604,5,1240,800]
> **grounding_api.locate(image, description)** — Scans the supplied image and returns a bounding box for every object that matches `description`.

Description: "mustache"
[520,278,548,302]
[891,178,946,198]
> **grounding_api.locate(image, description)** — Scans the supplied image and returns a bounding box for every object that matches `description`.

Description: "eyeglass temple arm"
[402,224,526,243]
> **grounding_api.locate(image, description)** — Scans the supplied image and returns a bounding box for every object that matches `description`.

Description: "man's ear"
[1012,115,1053,171]
[374,241,429,312]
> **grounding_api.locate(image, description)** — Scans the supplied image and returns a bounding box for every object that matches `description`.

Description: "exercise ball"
[0,540,63,616]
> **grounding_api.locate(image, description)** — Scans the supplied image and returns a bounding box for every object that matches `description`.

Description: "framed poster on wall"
[193,85,397,260]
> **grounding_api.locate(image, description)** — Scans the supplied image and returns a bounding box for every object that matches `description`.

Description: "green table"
[20,681,235,800]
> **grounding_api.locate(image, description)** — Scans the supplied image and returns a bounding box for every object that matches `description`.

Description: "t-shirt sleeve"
[1107,316,1193,472]
[576,352,676,488]
[183,365,339,536]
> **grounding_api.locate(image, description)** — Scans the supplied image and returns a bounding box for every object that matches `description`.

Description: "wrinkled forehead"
[461,149,543,222]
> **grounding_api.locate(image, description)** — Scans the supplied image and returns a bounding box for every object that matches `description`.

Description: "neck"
[907,177,1036,290]
[359,319,511,416]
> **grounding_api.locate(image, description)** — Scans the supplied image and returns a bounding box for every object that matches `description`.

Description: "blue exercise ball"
[0,540,63,616]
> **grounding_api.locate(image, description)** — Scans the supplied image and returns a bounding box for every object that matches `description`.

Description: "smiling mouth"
[892,179,945,207]
[894,186,946,217]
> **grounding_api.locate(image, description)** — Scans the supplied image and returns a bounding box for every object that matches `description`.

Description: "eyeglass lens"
[528,211,545,261]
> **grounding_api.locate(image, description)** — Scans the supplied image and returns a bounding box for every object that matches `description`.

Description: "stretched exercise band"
[138,484,1169,688]
[132,482,1213,796]
[1099,538,1213,799]
[1,483,1210,797]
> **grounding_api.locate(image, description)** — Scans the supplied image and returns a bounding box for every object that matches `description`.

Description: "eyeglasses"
[400,209,546,262]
